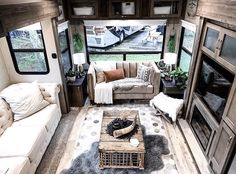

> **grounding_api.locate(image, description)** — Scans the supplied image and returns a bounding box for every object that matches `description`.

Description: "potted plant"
[66,69,78,82]
[73,33,83,53]
[169,67,188,89]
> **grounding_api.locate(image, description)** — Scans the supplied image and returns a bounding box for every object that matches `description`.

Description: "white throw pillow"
[136,64,151,82]
[0,98,13,135]
[0,82,49,121]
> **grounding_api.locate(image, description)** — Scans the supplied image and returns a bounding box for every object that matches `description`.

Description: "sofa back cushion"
[104,69,125,82]
[116,61,152,78]
[0,82,49,121]
[0,98,13,135]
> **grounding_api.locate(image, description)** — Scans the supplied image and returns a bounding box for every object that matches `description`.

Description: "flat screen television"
[196,55,234,123]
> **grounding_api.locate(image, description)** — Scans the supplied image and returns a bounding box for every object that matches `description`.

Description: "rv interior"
[1,0,236,174]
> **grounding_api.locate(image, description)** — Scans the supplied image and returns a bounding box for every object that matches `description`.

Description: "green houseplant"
[169,67,188,89]
[66,69,78,82]
[73,33,83,53]
[167,34,176,53]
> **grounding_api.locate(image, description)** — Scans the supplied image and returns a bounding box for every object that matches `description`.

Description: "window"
[7,23,49,74]
[84,20,166,62]
[59,29,72,74]
[178,22,196,72]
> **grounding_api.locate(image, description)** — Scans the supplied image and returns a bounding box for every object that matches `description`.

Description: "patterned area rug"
[61,103,178,174]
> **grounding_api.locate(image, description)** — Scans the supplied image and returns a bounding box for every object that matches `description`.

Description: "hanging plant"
[167,34,176,53]
[73,33,83,53]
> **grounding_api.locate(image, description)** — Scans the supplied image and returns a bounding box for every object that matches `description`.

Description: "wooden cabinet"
[109,0,140,18]
[224,79,236,134]
[150,0,182,18]
[67,75,87,107]
[209,121,236,174]
[66,0,183,19]
[67,0,98,19]
[202,22,236,73]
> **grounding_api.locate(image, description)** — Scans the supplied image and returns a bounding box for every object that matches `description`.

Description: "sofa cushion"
[104,69,125,82]
[113,78,153,94]
[0,98,13,135]
[0,126,47,161]
[0,157,30,174]
[136,64,152,82]
[96,71,105,83]
[12,104,60,134]
[0,82,49,121]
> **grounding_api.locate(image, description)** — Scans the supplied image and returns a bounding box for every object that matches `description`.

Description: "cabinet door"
[224,80,236,134]
[209,122,235,174]
[202,23,221,58]
[217,29,236,72]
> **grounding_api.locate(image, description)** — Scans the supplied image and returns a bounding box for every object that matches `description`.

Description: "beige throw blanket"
[94,82,113,104]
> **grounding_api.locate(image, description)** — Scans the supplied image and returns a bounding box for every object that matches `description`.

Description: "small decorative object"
[73,53,86,77]
[154,6,171,15]
[122,2,135,15]
[66,69,77,82]
[130,137,139,147]
[169,67,188,89]
[164,52,177,72]
[187,0,198,17]
[73,7,94,15]
[106,115,138,139]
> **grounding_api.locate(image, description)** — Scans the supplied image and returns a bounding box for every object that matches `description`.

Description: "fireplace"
[189,97,218,156]
[191,107,212,151]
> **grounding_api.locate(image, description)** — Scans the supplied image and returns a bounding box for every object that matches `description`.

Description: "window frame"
[86,25,166,63]
[177,24,196,72]
[6,27,50,75]
[59,29,72,73]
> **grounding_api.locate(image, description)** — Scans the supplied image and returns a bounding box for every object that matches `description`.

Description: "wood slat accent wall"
[0,0,59,37]
[197,0,236,26]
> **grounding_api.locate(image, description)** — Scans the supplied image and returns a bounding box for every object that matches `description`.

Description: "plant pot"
[67,76,76,82]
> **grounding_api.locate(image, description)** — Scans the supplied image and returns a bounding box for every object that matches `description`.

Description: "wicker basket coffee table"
[99,110,145,169]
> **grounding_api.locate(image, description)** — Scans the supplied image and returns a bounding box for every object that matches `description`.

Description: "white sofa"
[0,83,61,174]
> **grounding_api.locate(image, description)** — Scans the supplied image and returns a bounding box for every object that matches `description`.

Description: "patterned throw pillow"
[136,64,151,82]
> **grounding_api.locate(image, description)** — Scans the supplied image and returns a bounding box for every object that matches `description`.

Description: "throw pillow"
[0,82,49,121]
[0,98,13,135]
[104,69,125,83]
[93,61,116,83]
[96,71,105,83]
[136,64,151,82]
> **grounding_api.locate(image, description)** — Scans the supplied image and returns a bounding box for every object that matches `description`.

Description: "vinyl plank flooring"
[163,119,199,174]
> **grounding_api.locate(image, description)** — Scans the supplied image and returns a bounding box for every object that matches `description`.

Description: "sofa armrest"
[87,64,96,101]
[38,83,60,107]
[150,62,161,95]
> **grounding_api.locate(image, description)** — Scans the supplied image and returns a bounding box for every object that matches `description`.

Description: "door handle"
[227,136,233,146]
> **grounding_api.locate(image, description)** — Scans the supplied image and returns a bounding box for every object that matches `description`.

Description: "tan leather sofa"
[87,61,160,103]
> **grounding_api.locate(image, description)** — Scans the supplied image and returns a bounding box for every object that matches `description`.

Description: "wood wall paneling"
[0,1,59,37]
[197,0,236,26]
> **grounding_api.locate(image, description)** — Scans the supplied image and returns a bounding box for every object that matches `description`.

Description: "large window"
[59,29,72,74]
[7,23,49,74]
[85,21,166,62]
[178,22,196,72]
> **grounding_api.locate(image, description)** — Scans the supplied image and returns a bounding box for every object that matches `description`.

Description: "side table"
[67,75,87,107]
[161,78,184,98]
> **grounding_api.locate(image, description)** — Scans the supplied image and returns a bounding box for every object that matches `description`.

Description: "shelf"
[68,0,98,19]
[109,0,140,18]
[150,0,182,18]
